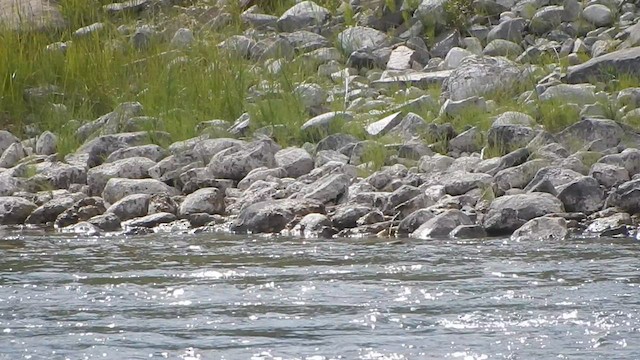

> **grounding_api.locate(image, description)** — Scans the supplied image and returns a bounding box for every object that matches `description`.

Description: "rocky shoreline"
[2,0,640,241]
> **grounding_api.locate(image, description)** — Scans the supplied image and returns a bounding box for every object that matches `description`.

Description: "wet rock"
[331,205,372,229]
[178,188,224,217]
[275,147,314,178]
[35,131,57,155]
[25,194,84,225]
[605,178,640,213]
[410,209,473,239]
[396,209,435,235]
[102,178,179,204]
[124,212,177,228]
[62,221,101,236]
[443,55,521,101]
[556,176,604,214]
[586,213,632,235]
[0,196,37,225]
[87,157,156,196]
[484,193,564,235]
[105,194,151,221]
[292,213,335,238]
[231,198,324,234]
[510,217,568,241]
[337,26,390,55]
[87,212,121,232]
[449,224,487,239]
[208,139,279,181]
[54,197,106,228]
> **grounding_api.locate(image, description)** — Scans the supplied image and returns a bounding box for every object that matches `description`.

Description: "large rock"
[443,55,521,101]
[443,171,493,196]
[414,0,448,28]
[105,194,151,221]
[0,130,19,156]
[582,4,613,27]
[605,179,640,213]
[87,157,156,196]
[0,0,66,31]
[102,178,179,204]
[26,193,84,225]
[0,142,27,168]
[337,26,390,54]
[410,209,473,239]
[510,217,568,241]
[0,196,37,225]
[565,48,640,84]
[178,188,225,216]
[556,176,604,214]
[484,193,564,235]
[277,1,330,32]
[556,118,624,151]
[231,198,325,234]
[208,139,279,181]
[529,6,564,35]
[275,147,314,178]
[301,173,351,203]
[35,131,57,155]
[106,144,167,163]
[486,17,526,43]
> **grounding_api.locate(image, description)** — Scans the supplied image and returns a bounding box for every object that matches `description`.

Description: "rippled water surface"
[1,230,639,359]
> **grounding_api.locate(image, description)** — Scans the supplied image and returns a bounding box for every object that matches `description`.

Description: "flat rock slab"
[372,70,453,89]
[565,47,640,84]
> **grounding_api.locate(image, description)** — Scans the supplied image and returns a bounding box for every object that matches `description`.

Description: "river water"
[1,230,639,359]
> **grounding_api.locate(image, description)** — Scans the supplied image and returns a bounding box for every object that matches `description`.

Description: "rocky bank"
[2,0,640,241]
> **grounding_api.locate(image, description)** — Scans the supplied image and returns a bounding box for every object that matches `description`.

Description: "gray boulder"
[231,198,325,234]
[337,26,390,55]
[605,179,640,213]
[449,224,487,239]
[510,217,568,241]
[0,196,37,225]
[366,112,404,137]
[87,157,156,195]
[556,176,604,214]
[275,147,314,178]
[301,173,351,203]
[524,167,584,192]
[124,212,177,228]
[529,6,564,35]
[87,212,121,232]
[566,47,640,84]
[331,205,372,229]
[277,1,330,32]
[102,178,179,204]
[105,194,151,221]
[556,119,624,151]
[443,55,521,101]
[443,171,493,196]
[410,209,473,239]
[589,163,629,188]
[486,17,526,43]
[494,159,549,192]
[397,208,435,235]
[582,4,613,27]
[292,213,335,238]
[208,139,279,181]
[0,0,66,31]
[0,130,19,156]
[301,111,354,134]
[178,188,225,216]
[106,144,166,163]
[35,131,57,155]
[484,193,564,235]
[26,193,84,225]
[0,142,27,168]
